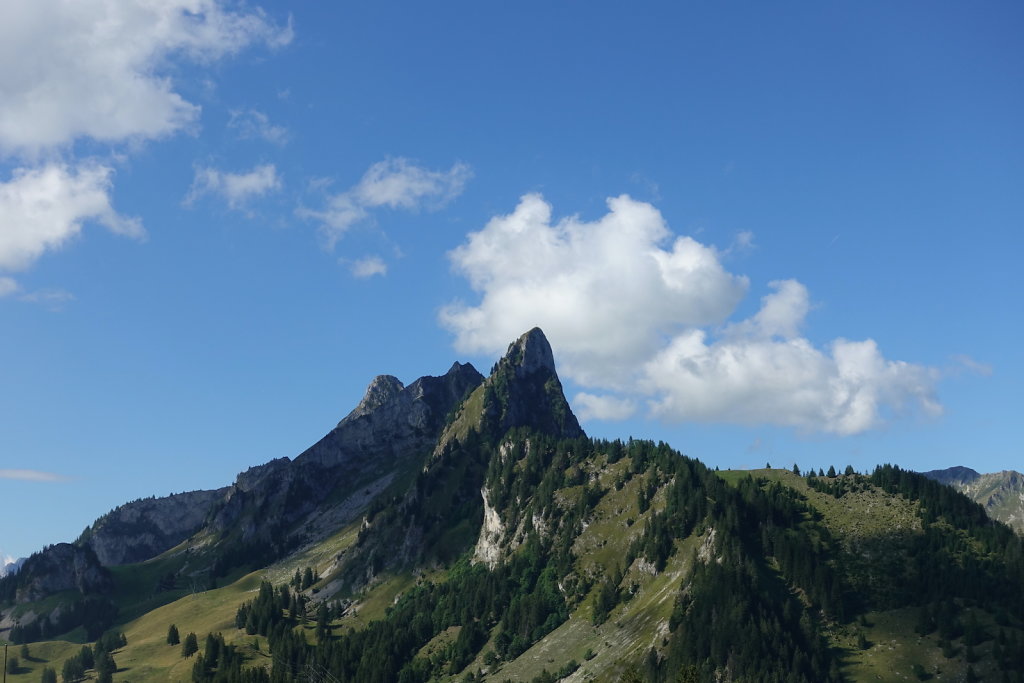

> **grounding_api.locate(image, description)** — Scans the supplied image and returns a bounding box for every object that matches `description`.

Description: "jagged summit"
[340,374,405,426]
[485,327,583,440]
[504,327,556,377]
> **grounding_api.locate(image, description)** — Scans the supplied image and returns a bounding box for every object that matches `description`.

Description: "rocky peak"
[922,466,981,486]
[339,375,405,426]
[484,327,583,440]
[78,488,229,566]
[922,466,1024,533]
[505,327,556,377]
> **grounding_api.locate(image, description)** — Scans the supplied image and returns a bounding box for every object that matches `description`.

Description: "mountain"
[0,359,482,641]
[922,466,1024,533]
[77,489,230,566]
[0,557,25,577]
[1,328,1022,683]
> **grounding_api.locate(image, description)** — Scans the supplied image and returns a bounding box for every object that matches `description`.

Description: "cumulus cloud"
[186,163,281,210]
[441,193,748,386]
[228,109,289,145]
[725,279,810,341]
[0,469,70,482]
[350,256,388,278]
[574,393,637,422]
[0,0,292,154]
[643,333,941,436]
[300,158,472,247]
[442,194,941,435]
[0,162,142,273]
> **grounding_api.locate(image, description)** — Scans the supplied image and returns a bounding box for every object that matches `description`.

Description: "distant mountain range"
[0,557,25,577]
[922,466,1024,532]
[1,328,1022,682]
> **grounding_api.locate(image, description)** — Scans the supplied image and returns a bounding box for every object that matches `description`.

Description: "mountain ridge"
[1,328,1022,683]
[922,465,1024,532]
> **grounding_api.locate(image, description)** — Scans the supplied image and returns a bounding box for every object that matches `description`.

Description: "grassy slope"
[455,455,691,682]
[840,607,1014,682]
[2,518,362,681]
[0,640,83,681]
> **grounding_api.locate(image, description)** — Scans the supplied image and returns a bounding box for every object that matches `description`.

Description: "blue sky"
[1,1,1021,562]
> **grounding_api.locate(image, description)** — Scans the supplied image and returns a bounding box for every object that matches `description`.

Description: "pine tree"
[77,645,94,670]
[61,658,84,683]
[302,566,314,590]
[167,623,180,645]
[95,652,116,683]
[181,631,199,658]
[41,666,58,683]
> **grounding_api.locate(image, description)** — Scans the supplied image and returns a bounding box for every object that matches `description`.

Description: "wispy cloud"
[299,158,472,248]
[349,255,388,279]
[185,163,282,211]
[0,469,70,482]
[19,287,76,311]
[228,109,289,146]
[949,354,993,377]
[0,276,17,297]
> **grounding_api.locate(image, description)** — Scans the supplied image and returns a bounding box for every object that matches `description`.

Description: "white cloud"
[639,280,941,434]
[440,193,748,386]
[354,158,472,210]
[0,469,70,482]
[0,162,142,272]
[442,194,942,435]
[0,0,292,155]
[0,276,18,297]
[350,256,388,278]
[643,331,940,436]
[228,109,289,145]
[186,163,281,210]
[725,279,809,340]
[300,158,472,247]
[573,393,637,422]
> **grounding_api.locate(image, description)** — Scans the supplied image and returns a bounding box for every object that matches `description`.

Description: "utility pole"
[3,643,7,683]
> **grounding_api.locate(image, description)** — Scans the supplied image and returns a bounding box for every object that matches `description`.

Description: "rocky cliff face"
[207,361,485,549]
[298,362,484,470]
[922,466,1024,533]
[79,488,229,566]
[10,544,111,604]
